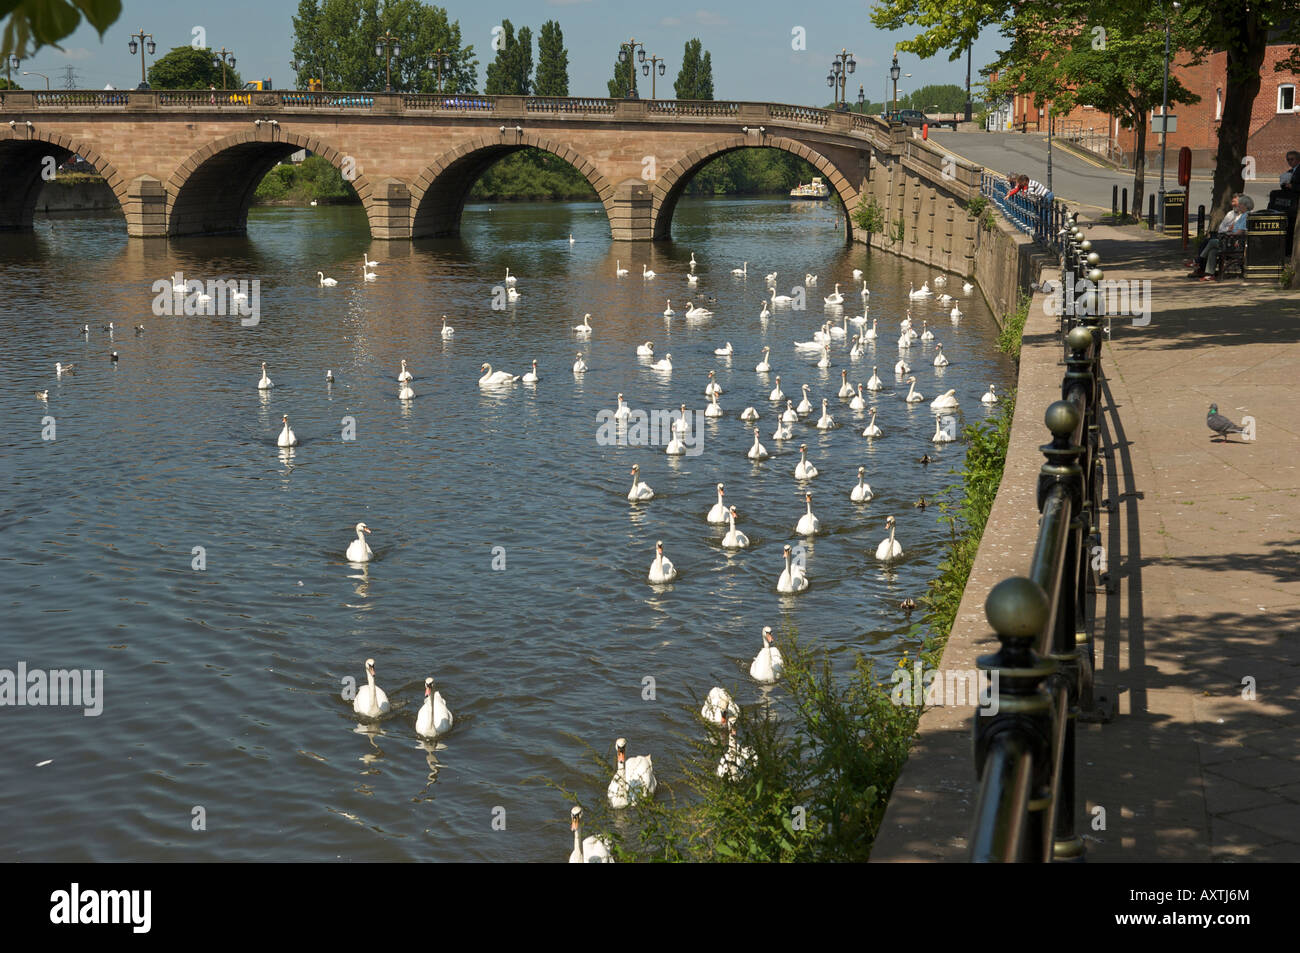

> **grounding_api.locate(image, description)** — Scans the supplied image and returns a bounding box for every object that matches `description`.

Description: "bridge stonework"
[0,92,981,268]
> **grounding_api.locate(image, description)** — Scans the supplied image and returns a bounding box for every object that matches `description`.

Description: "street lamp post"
[428,48,454,94]
[642,54,666,99]
[5,54,20,88]
[127,30,156,89]
[212,48,236,90]
[857,85,865,113]
[965,39,973,122]
[375,31,400,92]
[1158,1,1180,228]
[890,52,901,118]
[21,71,50,90]
[826,48,855,108]
[617,39,645,99]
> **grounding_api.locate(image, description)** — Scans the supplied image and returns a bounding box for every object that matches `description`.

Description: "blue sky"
[21,0,1001,106]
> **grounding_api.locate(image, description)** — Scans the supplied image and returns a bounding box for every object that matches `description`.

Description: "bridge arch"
[165,131,376,237]
[0,131,127,231]
[409,134,611,238]
[650,136,859,242]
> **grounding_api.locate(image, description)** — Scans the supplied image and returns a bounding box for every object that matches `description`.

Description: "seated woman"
[1190,195,1252,280]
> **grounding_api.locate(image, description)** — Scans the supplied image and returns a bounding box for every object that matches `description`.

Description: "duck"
[866,367,883,391]
[317,271,338,286]
[415,676,453,737]
[573,353,587,374]
[900,598,918,613]
[77,324,89,335]
[257,362,273,390]
[982,384,999,404]
[755,346,772,373]
[353,658,389,717]
[716,710,755,781]
[862,407,883,437]
[918,453,932,465]
[933,344,950,367]
[908,281,932,298]
[731,261,748,276]
[950,304,963,322]
[568,806,612,863]
[920,321,934,341]
[574,313,593,334]
[932,414,955,443]
[865,317,878,340]
[850,384,867,410]
[706,484,728,523]
[615,261,629,277]
[750,627,784,683]
[796,491,821,535]
[849,335,865,360]
[522,359,541,383]
[894,357,910,376]
[642,264,656,279]
[326,369,334,384]
[277,415,298,447]
[102,322,116,333]
[715,341,733,357]
[769,376,786,402]
[796,385,814,416]
[503,267,516,286]
[817,344,832,369]
[607,737,657,808]
[346,522,374,562]
[930,389,959,411]
[747,427,769,460]
[478,363,520,386]
[55,361,76,376]
[914,496,929,509]
[34,389,48,400]
[794,443,819,480]
[637,341,655,357]
[816,398,836,430]
[824,283,844,305]
[649,353,673,372]
[771,415,793,440]
[441,316,455,338]
[722,505,750,549]
[875,515,903,562]
[851,466,874,502]
[782,400,799,424]
[777,544,810,594]
[614,393,631,423]
[838,369,855,398]
[904,376,924,402]
[627,464,655,502]
[648,540,677,583]
[705,392,724,418]
[701,686,740,725]
[397,359,413,383]
[109,351,119,363]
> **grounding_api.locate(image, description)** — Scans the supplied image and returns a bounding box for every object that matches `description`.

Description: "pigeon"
[1206,403,1244,442]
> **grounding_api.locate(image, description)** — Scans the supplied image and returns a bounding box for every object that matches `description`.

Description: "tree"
[901,83,966,113]
[2,0,121,59]
[674,38,714,100]
[607,47,636,98]
[148,46,243,90]
[534,20,568,97]
[0,78,22,90]
[291,0,478,93]
[484,19,532,95]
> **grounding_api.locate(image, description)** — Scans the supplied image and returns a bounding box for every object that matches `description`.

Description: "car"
[888,109,958,130]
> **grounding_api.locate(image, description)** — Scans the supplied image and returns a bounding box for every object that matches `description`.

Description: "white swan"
[765,270,778,283]
[569,234,575,245]
[701,686,739,725]
[574,313,593,334]
[963,281,974,294]
[818,344,832,369]
[716,711,755,781]
[796,491,821,535]
[759,300,770,319]
[865,317,878,341]
[507,286,521,301]
[793,336,824,352]
[504,267,517,286]
[895,357,910,376]
[849,335,865,360]
[756,346,772,373]
[362,266,377,282]
[851,312,869,327]
[933,414,955,443]
[326,369,334,384]
[933,344,950,367]
[770,288,793,306]
[568,806,612,863]
[399,380,414,399]
[317,271,338,286]
[687,273,699,285]
[685,301,713,318]
[850,384,867,410]
[731,261,748,276]
[796,385,813,416]
[908,281,932,298]
[353,658,389,717]
[715,341,733,357]
[614,393,631,422]
[642,264,656,280]
[851,466,874,502]
[648,540,677,583]
[637,341,655,357]
[920,321,934,341]
[805,272,818,285]
[904,376,924,402]
[950,304,963,321]
[838,369,855,398]
[830,315,849,340]
[875,515,903,562]
[649,353,673,372]
[573,353,587,374]
[777,544,809,594]
[781,400,799,423]
[860,280,870,298]
[741,406,760,421]
[707,483,727,524]
[852,268,864,280]
[813,322,831,345]
[930,388,959,412]
[522,359,541,383]
[794,443,819,479]
[628,464,655,502]
[441,315,455,338]
[747,427,769,460]
[615,261,629,277]
[722,505,750,549]
[664,300,675,317]
[672,403,690,435]
[607,737,657,808]
[982,384,999,404]
[398,359,413,383]
[478,362,520,386]
[824,283,844,305]
[933,274,947,286]
[415,676,453,737]
[816,398,836,430]
[346,522,374,562]
[862,407,883,437]
[772,415,793,440]
[769,376,786,402]
[750,627,784,683]
[257,362,273,390]
[705,392,724,418]
[866,367,883,391]
[897,332,912,349]
[277,415,297,447]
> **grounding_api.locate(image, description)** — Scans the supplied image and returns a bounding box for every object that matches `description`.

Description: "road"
[926,130,1279,219]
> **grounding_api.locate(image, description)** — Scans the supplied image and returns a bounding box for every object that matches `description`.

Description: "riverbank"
[34,174,120,214]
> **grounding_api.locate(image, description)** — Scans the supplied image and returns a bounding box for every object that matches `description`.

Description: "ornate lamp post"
[890,52,901,118]
[827,48,856,108]
[642,53,666,100]
[212,48,236,91]
[1158,0,1181,227]
[127,30,156,89]
[617,39,645,99]
[428,47,455,94]
[857,85,865,113]
[5,54,20,88]
[375,31,400,92]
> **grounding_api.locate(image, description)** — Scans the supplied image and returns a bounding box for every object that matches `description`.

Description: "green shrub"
[996,291,1032,361]
[854,196,885,235]
[966,194,989,218]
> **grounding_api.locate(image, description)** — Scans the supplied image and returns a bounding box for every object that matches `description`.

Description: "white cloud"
[694,10,728,26]
[52,47,93,61]
[660,16,683,26]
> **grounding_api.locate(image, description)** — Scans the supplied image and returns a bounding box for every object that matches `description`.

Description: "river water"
[0,197,1013,861]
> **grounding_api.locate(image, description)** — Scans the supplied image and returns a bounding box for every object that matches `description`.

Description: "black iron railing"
[970,214,1105,862]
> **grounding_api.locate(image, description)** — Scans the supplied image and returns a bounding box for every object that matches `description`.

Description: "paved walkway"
[872,221,1300,861]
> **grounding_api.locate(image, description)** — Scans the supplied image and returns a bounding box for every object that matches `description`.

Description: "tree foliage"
[607,47,637,98]
[0,76,22,90]
[148,46,243,91]
[1,0,121,59]
[291,0,477,93]
[534,19,568,97]
[484,18,532,96]
[899,83,967,112]
[674,38,714,100]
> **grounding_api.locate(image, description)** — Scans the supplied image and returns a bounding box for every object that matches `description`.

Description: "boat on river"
[789,177,830,200]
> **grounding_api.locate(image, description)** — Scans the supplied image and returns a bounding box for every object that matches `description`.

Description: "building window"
[1215,87,1222,120]
[1280,85,1296,113]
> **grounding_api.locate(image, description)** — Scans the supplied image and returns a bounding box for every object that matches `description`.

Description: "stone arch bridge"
[0,90,980,255]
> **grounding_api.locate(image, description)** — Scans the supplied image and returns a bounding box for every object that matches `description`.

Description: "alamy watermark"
[1041,270,1150,327]
[0,662,103,716]
[596,407,706,455]
[891,661,999,715]
[151,272,261,327]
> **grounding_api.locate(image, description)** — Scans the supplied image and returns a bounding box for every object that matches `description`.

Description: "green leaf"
[75,0,120,35]
[29,0,79,45]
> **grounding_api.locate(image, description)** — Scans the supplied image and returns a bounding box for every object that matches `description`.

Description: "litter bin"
[1246,210,1288,279]
[1161,188,1185,237]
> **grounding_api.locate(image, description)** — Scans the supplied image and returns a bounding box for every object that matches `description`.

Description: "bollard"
[1111,184,1118,218]
[1148,193,1156,230]
[1120,187,1128,219]
[1197,204,1205,238]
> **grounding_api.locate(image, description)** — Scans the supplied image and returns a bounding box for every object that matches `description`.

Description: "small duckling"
[900,598,917,614]
[917,454,932,465]
[914,496,928,510]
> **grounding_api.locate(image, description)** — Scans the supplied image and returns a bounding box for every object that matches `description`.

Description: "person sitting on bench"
[1189,194,1252,280]
[1280,151,1300,190]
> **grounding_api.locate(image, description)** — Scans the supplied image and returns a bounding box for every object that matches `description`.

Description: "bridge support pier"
[369,178,412,240]
[124,176,167,238]
[609,180,653,242]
